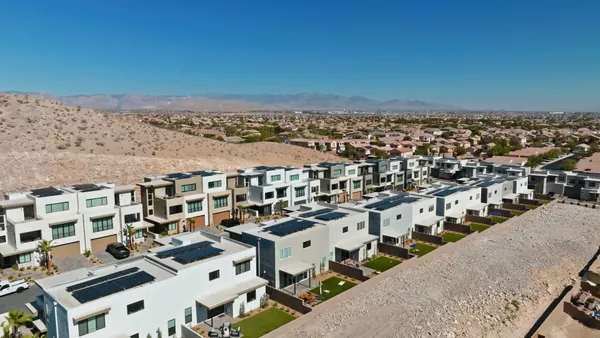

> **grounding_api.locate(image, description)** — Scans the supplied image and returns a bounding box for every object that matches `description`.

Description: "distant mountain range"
[3,91,458,111]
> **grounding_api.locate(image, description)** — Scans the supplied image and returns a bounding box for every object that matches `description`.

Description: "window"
[476,193,480,199]
[303,240,311,248]
[45,202,69,214]
[135,230,143,239]
[367,243,372,250]
[446,203,451,210]
[469,196,473,200]
[392,165,398,171]
[51,222,76,240]
[381,165,388,171]
[18,252,32,264]
[333,169,342,176]
[168,222,177,231]
[590,182,596,187]
[342,226,348,233]
[383,218,390,227]
[265,192,274,199]
[181,183,196,192]
[311,186,319,194]
[357,221,365,230]
[419,208,423,214]
[279,247,292,259]
[247,290,256,302]
[348,169,356,175]
[209,270,220,281]
[365,179,372,185]
[396,214,402,220]
[86,197,107,208]
[295,187,306,198]
[23,205,35,220]
[131,334,139,338]
[208,180,222,189]
[0,236,5,244]
[127,300,144,315]
[168,319,176,336]
[92,217,113,232]
[429,205,434,212]
[169,205,183,214]
[213,196,228,208]
[290,174,300,181]
[185,307,192,324]
[353,181,360,189]
[124,213,140,223]
[455,200,458,205]
[235,260,251,275]
[78,314,105,336]
[271,174,281,181]
[494,190,498,195]
[187,200,202,213]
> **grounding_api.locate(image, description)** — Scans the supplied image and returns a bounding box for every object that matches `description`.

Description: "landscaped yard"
[441,232,466,243]
[233,307,295,338]
[525,204,539,210]
[510,210,525,216]
[310,276,357,301]
[409,242,437,256]
[363,256,402,272]
[538,199,550,204]
[489,216,508,223]
[470,223,490,232]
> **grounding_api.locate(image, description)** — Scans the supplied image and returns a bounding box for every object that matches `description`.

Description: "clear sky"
[0,0,599,110]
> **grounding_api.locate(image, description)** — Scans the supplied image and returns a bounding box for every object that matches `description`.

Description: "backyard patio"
[362,256,402,272]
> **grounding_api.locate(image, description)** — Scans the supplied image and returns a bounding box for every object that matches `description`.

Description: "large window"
[168,222,177,231]
[187,200,202,213]
[18,252,32,264]
[289,174,300,181]
[23,205,35,220]
[235,260,251,275]
[353,181,360,189]
[167,319,176,336]
[92,217,113,232]
[45,202,69,214]
[265,192,274,200]
[208,180,222,189]
[78,314,105,336]
[209,270,220,281]
[270,174,281,181]
[213,196,228,208]
[279,247,291,259]
[181,184,196,192]
[135,230,143,239]
[357,221,365,230]
[348,169,356,175]
[86,197,107,208]
[333,169,342,176]
[51,222,76,240]
[124,213,140,223]
[247,290,256,303]
[294,187,306,198]
[383,218,390,227]
[185,307,192,324]
[169,205,183,214]
[127,300,144,315]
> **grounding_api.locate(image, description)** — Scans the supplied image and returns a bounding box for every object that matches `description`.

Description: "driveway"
[0,284,42,314]
[54,254,94,273]
[93,250,120,264]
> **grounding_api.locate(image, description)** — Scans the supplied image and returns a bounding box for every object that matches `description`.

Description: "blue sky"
[0,0,599,110]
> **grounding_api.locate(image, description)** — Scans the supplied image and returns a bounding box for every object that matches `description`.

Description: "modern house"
[529,170,600,201]
[0,184,143,268]
[431,158,468,179]
[225,172,250,218]
[36,231,266,338]
[304,162,363,203]
[423,184,486,224]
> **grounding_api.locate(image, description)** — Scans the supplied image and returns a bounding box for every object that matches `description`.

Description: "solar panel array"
[376,197,420,210]
[433,187,472,197]
[71,271,155,304]
[477,180,503,188]
[173,246,225,264]
[30,187,64,197]
[266,219,317,236]
[315,211,348,221]
[66,267,140,292]
[364,195,407,209]
[299,209,330,218]
[166,173,192,179]
[155,241,212,259]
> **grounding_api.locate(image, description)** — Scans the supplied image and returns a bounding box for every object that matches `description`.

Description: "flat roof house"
[529,170,600,201]
[0,183,143,268]
[36,231,266,338]
[424,185,486,224]
[304,162,363,203]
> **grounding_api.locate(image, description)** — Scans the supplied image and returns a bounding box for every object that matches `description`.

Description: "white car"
[0,279,29,297]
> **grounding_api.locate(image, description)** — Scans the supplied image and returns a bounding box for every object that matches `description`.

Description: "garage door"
[91,235,118,252]
[212,211,230,225]
[187,216,205,230]
[52,242,80,258]
[352,192,362,200]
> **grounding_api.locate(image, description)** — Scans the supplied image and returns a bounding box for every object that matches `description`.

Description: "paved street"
[0,284,42,314]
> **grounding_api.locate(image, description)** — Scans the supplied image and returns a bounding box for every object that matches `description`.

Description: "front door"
[207,305,224,319]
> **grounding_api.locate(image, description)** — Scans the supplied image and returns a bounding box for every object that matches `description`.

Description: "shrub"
[259,293,269,308]
[12,264,18,271]
[239,301,246,317]
[84,249,91,257]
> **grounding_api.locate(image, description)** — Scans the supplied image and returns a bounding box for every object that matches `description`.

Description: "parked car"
[106,242,131,259]
[220,218,241,228]
[0,279,29,297]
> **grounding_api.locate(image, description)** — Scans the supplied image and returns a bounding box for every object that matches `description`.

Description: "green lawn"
[510,210,525,216]
[363,256,402,272]
[489,216,508,223]
[470,223,490,232]
[233,307,295,338]
[538,199,550,204]
[441,232,466,243]
[409,242,437,256]
[525,204,539,210]
[310,277,357,301]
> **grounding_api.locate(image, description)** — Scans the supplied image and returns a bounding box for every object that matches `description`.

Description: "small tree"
[318,143,327,152]
[260,293,269,308]
[156,328,162,338]
[146,334,152,338]
[319,261,325,274]
[188,218,196,232]
[126,224,136,250]
[6,309,32,338]
[311,263,317,278]
[37,240,54,271]
[239,301,246,317]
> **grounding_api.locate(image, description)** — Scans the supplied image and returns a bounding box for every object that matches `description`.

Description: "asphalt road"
[0,284,42,314]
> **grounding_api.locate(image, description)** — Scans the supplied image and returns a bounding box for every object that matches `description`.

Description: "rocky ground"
[270,203,600,338]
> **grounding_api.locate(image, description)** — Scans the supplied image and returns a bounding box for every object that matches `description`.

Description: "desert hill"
[0,93,340,192]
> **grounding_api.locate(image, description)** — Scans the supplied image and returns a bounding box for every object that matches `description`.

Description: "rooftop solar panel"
[30,187,64,197]
[266,219,317,236]
[433,187,471,197]
[364,195,406,209]
[66,267,140,292]
[155,241,212,259]
[375,197,420,210]
[173,246,225,264]
[71,271,155,303]
[190,170,218,177]
[299,209,330,218]
[315,211,348,221]
[166,173,192,179]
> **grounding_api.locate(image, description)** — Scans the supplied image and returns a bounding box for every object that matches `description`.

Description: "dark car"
[106,242,131,259]
[220,218,241,228]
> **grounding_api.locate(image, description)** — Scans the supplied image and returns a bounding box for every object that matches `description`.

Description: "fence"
[266,286,313,314]
[465,215,496,225]
[534,193,553,200]
[488,208,515,218]
[443,222,475,234]
[563,301,600,329]
[377,242,416,259]
[520,198,541,206]
[411,231,445,245]
[328,260,370,282]
[501,203,529,211]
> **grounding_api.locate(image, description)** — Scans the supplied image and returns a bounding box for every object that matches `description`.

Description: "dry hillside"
[0,93,340,192]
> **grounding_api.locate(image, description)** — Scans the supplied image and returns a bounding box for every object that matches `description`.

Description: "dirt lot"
[265,202,600,338]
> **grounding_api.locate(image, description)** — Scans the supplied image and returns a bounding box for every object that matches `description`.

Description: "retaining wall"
[411,231,445,245]
[534,193,553,200]
[489,208,515,218]
[521,198,541,206]
[266,286,313,314]
[501,203,529,211]
[328,260,370,282]
[465,214,496,225]
[377,242,416,259]
[443,222,475,234]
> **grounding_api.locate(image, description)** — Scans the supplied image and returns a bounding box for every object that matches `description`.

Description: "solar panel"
[155,241,212,259]
[30,187,64,197]
[173,246,225,264]
[315,211,348,221]
[266,219,317,236]
[66,267,140,292]
[375,197,420,210]
[166,173,191,179]
[364,195,406,209]
[433,187,470,197]
[72,271,155,303]
[299,209,330,218]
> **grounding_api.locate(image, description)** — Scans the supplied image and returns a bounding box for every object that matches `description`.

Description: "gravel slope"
[267,203,600,338]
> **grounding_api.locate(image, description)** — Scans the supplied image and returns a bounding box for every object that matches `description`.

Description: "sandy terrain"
[0,93,340,192]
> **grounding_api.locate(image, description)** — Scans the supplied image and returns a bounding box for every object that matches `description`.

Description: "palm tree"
[37,240,53,271]
[237,205,246,223]
[188,218,196,232]
[2,322,10,338]
[125,224,136,250]
[6,309,32,338]
[277,200,286,215]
